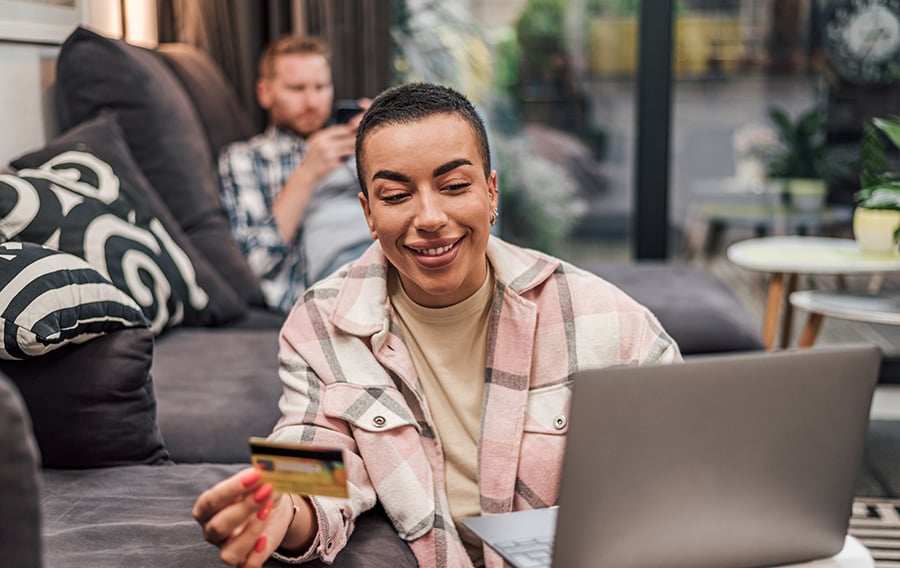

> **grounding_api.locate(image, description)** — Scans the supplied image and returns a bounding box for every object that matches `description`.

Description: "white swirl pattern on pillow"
[0,242,149,360]
[0,151,209,333]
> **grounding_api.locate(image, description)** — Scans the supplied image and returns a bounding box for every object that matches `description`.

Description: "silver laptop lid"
[552,345,880,568]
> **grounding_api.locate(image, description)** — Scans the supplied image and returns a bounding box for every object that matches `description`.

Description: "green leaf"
[860,122,887,189]
[873,116,900,151]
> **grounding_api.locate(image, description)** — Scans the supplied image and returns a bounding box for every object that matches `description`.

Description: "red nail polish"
[252,483,273,503]
[241,470,261,487]
[257,500,273,521]
[254,535,267,554]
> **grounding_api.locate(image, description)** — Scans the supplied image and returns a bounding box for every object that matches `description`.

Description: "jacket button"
[554,416,567,430]
[372,415,386,428]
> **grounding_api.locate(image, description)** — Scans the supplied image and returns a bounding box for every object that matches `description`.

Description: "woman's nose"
[415,192,448,232]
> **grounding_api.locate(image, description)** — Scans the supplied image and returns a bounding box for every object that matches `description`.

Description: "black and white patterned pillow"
[0,150,210,333]
[0,242,148,360]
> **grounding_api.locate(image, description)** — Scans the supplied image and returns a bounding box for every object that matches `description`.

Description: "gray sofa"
[0,27,767,567]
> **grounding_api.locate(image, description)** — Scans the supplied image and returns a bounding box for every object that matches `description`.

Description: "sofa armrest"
[0,372,42,568]
[585,262,765,355]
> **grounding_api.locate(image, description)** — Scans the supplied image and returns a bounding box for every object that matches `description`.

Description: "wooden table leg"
[868,272,885,294]
[796,313,824,348]
[762,272,785,350]
[704,220,725,258]
[778,273,799,349]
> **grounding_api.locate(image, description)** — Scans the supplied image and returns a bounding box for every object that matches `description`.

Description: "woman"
[193,82,680,568]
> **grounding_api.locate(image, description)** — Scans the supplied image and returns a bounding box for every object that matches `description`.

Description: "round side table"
[789,291,900,347]
[726,236,900,349]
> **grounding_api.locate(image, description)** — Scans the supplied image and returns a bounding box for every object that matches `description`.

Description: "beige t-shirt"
[389,267,493,565]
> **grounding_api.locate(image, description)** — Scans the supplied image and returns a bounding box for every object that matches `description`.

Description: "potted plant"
[731,122,779,184]
[766,105,828,211]
[853,116,900,253]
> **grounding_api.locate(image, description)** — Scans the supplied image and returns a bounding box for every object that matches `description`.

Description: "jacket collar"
[329,237,560,337]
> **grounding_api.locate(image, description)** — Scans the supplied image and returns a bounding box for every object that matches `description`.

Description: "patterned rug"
[850,499,900,567]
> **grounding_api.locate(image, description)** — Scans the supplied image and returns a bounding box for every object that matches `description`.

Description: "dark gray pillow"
[0,242,148,360]
[55,26,264,306]
[156,43,258,159]
[0,372,42,568]
[0,326,170,468]
[0,150,225,333]
[9,113,248,327]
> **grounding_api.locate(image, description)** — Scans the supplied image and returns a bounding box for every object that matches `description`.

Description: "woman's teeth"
[417,243,454,256]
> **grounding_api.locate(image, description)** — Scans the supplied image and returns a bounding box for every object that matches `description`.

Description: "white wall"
[0,0,155,167]
[0,43,59,167]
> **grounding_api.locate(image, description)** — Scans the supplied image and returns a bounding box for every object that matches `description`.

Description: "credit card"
[249,437,349,499]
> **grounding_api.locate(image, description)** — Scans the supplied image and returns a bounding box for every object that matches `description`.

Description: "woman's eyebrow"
[432,159,473,178]
[371,170,409,183]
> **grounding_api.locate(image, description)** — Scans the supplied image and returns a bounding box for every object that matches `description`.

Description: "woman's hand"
[193,467,296,567]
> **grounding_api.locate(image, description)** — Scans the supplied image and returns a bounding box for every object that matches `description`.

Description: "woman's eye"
[443,182,471,192]
[381,192,409,203]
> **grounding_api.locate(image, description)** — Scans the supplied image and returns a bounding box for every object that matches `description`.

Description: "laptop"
[463,345,881,568]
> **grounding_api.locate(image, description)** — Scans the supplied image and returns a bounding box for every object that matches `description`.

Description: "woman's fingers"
[228,496,293,568]
[219,501,274,566]
[202,483,274,545]
[193,467,262,526]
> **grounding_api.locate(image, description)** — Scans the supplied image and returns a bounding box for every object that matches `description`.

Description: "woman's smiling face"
[358,113,498,308]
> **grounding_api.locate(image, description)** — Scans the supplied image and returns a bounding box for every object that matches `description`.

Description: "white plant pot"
[734,156,766,183]
[853,207,900,253]
[785,178,826,212]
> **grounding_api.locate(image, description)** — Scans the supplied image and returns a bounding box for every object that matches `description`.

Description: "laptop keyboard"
[494,536,554,567]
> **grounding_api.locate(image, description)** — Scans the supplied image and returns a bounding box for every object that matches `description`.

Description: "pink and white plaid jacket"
[269,237,680,567]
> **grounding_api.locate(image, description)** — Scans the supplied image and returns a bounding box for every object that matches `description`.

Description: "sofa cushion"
[0,148,227,333]
[152,328,283,463]
[156,42,258,159]
[40,464,416,567]
[0,325,169,468]
[9,112,248,328]
[0,373,42,568]
[0,242,147,360]
[586,262,765,355]
[55,26,264,306]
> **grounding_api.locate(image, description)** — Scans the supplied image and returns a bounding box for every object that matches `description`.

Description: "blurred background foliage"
[391,0,602,255]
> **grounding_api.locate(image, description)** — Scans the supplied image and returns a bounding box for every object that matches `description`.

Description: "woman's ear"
[358,192,378,240]
[488,170,499,209]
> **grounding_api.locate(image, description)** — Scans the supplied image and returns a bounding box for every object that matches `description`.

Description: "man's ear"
[358,192,378,240]
[257,78,273,110]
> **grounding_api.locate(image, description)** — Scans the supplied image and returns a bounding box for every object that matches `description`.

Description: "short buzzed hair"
[355,83,491,196]
[258,35,330,80]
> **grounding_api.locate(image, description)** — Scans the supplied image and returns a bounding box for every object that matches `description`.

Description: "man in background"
[218,36,371,313]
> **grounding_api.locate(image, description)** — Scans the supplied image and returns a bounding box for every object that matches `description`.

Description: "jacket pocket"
[321,383,421,433]
[321,382,433,540]
[523,381,572,434]
[518,382,572,508]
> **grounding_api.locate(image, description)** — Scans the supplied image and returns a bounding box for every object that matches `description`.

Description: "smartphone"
[334,100,364,125]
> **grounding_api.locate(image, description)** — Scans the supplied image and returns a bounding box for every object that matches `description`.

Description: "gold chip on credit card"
[249,437,348,499]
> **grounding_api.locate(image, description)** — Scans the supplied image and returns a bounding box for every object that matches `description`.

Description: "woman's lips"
[406,238,462,267]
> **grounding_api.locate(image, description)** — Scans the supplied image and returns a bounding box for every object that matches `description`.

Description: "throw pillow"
[55,26,264,305]
[0,326,171,468]
[9,112,248,327]
[156,42,258,159]
[0,241,147,360]
[0,150,211,333]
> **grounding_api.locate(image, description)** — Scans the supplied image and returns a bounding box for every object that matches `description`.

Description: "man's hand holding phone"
[333,98,371,129]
